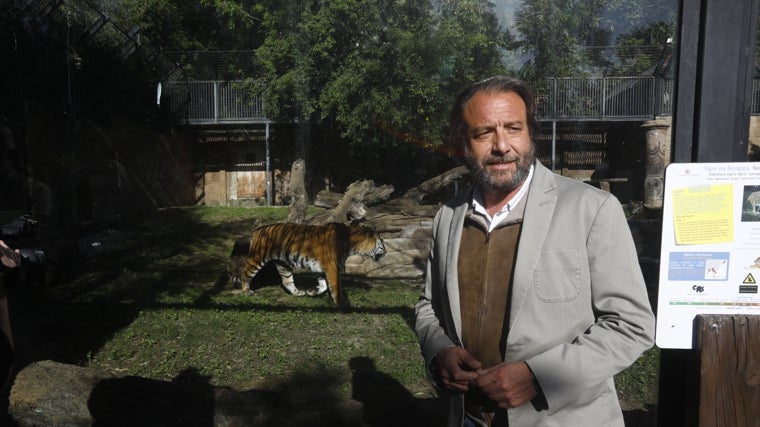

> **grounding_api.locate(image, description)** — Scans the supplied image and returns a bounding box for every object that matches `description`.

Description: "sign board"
[656,162,760,349]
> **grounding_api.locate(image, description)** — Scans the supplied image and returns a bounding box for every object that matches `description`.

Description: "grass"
[8,206,659,422]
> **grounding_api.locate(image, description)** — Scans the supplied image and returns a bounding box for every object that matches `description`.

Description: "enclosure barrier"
[166,80,268,124]
[165,77,760,125]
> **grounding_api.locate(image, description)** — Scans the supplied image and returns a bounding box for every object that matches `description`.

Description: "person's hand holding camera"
[0,240,20,271]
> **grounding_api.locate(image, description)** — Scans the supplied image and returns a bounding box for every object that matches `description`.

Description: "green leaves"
[515,0,674,79]
[254,0,512,151]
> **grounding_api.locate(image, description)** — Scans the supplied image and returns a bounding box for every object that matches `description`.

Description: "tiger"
[227,222,386,307]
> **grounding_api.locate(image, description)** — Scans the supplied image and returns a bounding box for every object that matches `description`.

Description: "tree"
[515,0,610,79]
[247,0,514,188]
[100,0,259,51]
[514,0,675,79]
[95,0,518,188]
[613,21,674,76]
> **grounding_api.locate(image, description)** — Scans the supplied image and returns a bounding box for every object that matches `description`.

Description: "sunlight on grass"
[89,281,428,395]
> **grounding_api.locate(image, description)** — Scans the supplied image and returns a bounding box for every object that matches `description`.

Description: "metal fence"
[531,77,674,120]
[167,80,267,124]
[167,77,760,124]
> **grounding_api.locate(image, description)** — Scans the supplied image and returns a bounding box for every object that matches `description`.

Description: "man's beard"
[465,146,535,194]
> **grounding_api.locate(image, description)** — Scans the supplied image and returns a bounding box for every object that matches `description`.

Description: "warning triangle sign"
[743,273,756,284]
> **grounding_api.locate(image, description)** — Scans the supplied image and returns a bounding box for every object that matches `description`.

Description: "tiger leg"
[324,267,346,307]
[306,278,329,297]
[239,261,261,295]
[274,264,306,297]
[241,279,252,294]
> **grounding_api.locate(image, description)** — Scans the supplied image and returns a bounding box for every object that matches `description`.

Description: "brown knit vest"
[458,216,522,369]
[458,216,522,423]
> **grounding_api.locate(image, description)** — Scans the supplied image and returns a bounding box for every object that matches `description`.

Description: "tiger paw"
[307,280,328,296]
[306,288,327,297]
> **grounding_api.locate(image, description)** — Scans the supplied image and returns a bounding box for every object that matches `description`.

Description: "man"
[415,76,655,427]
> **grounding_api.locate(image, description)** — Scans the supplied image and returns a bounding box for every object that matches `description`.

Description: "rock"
[9,360,98,427]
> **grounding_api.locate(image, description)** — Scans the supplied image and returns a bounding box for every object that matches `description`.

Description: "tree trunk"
[286,159,308,223]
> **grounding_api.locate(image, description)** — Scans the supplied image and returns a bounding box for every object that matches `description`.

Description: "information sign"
[656,162,760,349]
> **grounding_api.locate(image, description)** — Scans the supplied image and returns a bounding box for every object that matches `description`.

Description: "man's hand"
[470,361,538,409]
[0,241,19,270]
[433,346,483,393]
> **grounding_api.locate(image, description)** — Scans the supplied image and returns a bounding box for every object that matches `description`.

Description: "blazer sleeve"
[524,193,656,410]
[415,208,458,376]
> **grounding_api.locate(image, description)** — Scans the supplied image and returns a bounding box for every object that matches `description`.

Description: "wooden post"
[696,314,760,426]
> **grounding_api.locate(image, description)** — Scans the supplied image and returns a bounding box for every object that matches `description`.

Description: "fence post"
[213,81,219,122]
[695,314,760,426]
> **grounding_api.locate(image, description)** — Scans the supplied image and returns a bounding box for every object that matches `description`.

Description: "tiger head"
[348,225,385,261]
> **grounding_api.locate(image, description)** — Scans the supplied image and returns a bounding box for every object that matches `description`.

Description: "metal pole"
[265,122,272,206]
[551,120,557,172]
[213,81,218,123]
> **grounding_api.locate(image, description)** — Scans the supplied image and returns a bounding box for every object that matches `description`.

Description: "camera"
[18,248,47,266]
[1,215,53,286]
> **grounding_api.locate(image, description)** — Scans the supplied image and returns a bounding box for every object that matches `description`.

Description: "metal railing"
[166,77,760,124]
[531,77,674,120]
[167,80,268,124]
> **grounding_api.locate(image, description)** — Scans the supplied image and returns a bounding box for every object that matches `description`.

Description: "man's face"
[462,90,534,196]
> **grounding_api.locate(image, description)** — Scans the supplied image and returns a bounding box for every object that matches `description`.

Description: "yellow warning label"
[743,273,756,284]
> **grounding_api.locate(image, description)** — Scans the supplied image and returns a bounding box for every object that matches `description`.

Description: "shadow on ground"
[2,360,656,427]
[2,356,445,427]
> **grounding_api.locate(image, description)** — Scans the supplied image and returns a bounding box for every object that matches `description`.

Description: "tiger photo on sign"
[227,222,386,307]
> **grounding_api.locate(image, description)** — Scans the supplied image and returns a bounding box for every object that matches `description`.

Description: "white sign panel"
[656,162,760,349]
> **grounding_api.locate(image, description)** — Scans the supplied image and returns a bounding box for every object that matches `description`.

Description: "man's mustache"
[484,154,519,165]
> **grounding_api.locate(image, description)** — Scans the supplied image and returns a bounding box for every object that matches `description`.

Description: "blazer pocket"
[534,249,584,302]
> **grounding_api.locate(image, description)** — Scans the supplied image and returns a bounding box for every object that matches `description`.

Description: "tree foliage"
[515,0,610,79]
[100,0,675,153]
[244,0,514,153]
[515,0,675,79]
[614,21,674,76]
[100,0,258,50]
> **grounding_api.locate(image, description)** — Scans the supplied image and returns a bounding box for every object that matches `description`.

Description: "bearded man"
[414,76,655,427]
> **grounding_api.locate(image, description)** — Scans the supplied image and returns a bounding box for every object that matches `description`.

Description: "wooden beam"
[696,315,760,426]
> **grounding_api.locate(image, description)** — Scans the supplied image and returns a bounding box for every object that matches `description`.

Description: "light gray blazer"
[415,161,656,427]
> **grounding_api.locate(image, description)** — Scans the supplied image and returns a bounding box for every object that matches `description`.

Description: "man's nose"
[492,130,510,153]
